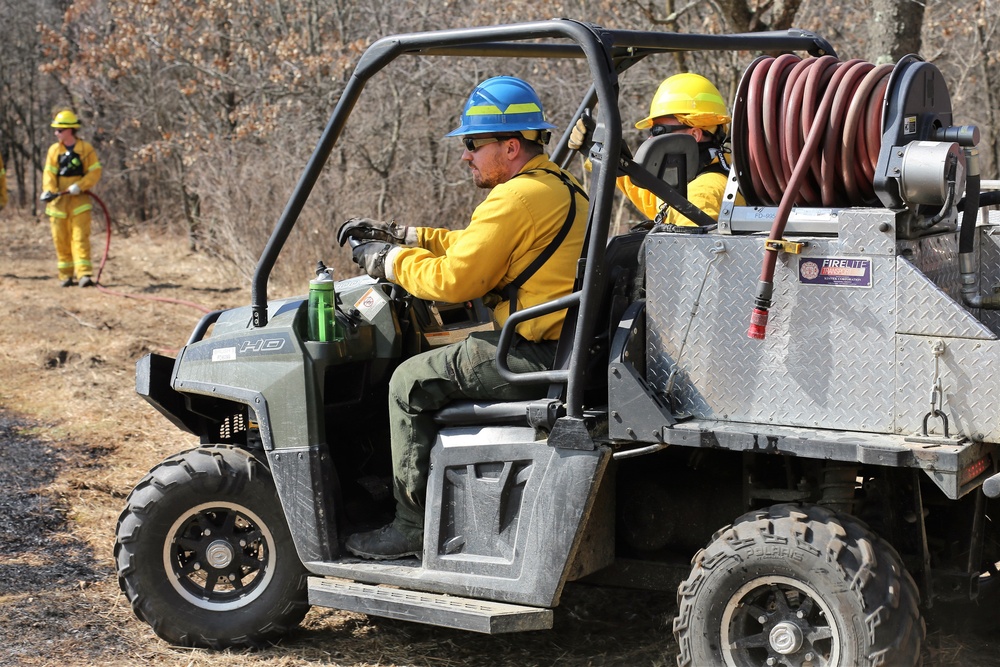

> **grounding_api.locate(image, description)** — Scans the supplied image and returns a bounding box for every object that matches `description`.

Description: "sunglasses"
[650,124,690,137]
[463,135,518,152]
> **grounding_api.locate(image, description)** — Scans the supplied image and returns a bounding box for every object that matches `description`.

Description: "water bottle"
[307,261,341,342]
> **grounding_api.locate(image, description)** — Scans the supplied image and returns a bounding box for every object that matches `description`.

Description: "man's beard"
[472,152,506,189]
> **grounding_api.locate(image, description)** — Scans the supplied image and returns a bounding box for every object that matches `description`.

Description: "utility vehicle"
[116,20,1000,666]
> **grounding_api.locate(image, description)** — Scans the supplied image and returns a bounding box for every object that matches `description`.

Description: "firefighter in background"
[41,109,102,287]
[570,72,743,225]
[0,152,7,211]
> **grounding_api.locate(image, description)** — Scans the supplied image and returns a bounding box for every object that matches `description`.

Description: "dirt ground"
[0,211,998,667]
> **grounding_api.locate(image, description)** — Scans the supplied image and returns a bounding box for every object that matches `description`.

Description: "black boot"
[345,523,422,560]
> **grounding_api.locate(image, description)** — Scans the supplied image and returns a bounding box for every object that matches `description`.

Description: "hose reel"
[732,54,979,212]
[735,54,982,340]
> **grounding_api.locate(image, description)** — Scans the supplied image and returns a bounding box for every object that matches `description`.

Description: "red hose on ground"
[87,191,213,314]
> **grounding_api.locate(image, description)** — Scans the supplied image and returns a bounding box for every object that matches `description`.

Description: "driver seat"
[432,228,646,430]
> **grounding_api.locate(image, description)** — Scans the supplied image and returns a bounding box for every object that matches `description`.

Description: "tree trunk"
[867,0,924,64]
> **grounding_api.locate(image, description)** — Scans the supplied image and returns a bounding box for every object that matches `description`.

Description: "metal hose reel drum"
[731,53,979,211]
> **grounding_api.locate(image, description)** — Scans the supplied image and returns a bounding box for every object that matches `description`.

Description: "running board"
[307,577,553,634]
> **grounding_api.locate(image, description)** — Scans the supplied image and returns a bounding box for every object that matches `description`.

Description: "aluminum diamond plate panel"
[897,232,962,298]
[896,334,1000,441]
[977,225,1000,336]
[896,257,995,339]
[645,234,895,433]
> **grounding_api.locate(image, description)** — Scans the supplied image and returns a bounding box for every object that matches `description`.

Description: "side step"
[308,577,553,634]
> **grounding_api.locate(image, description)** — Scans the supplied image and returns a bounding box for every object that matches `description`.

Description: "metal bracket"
[764,238,808,254]
[907,339,966,445]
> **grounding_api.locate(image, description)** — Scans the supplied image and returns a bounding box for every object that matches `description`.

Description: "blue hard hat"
[446,76,557,137]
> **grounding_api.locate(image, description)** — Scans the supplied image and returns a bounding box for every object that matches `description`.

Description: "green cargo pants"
[388,331,557,540]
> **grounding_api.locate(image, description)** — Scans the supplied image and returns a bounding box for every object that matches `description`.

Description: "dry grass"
[0,211,997,666]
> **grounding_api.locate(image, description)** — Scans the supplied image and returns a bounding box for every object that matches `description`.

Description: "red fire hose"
[734,56,893,339]
[85,191,213,314]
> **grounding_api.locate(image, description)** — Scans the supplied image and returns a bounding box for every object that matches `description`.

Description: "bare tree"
[867,0,924,63]
[8,0,993,295]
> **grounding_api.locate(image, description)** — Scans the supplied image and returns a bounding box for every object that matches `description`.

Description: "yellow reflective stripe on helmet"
[72,203,93,215]
[466,102,543,117]
[466,105,504,116]
[503,102,543,114]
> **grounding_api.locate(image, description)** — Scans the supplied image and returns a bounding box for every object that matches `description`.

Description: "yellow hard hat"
[635,73,731,130]
[51,109,81,129]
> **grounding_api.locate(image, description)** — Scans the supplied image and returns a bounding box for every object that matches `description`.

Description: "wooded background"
[1,0,996,290]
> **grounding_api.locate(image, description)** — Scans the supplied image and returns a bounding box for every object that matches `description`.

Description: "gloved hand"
[68,183,82,196]
[337,217,412,247]
[567,110,596,153]
[40,191,58,202]
[351,241,395,280]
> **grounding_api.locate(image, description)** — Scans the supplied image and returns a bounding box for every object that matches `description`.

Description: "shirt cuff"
[384,246,403,282]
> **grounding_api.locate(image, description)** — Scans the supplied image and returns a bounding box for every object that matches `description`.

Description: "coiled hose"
[734,55,894,339]
[735,55,894,208]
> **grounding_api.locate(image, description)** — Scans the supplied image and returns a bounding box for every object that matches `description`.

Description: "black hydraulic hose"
[958,167,980,256]
[959,190,1000,211]
[915,154,959,231]
[958,149,994,309]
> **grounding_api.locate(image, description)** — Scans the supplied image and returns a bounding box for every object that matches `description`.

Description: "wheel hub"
[205,539,235,569]
[768,621,804,655]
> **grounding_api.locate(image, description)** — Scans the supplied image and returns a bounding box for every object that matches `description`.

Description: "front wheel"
[674,503,924,667]
[115,445,309,648]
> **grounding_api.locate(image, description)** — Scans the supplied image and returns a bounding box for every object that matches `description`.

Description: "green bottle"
[307,261,341,342]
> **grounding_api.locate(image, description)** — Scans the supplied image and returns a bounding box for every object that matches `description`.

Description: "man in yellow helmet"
[41,109,103,287]
[571,72,743,226]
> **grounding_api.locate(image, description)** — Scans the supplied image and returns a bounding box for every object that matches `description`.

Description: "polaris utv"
[115,20,1000,667]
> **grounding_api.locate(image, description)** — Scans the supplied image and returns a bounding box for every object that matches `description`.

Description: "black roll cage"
[249,19,835,420]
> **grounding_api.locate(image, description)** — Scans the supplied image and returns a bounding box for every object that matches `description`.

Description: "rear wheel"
[674,503,924,667]
[115,445,309,648]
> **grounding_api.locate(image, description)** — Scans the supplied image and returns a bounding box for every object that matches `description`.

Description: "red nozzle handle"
[748,307,769,340]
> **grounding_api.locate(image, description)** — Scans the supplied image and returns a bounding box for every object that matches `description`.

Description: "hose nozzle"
[747,281,774,340]
[748,307,769,340]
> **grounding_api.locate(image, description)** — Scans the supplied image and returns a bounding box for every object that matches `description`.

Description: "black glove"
[337,217,409,247]
[40,191,58,203]
[567,109,596,153]
[351,241,395,280]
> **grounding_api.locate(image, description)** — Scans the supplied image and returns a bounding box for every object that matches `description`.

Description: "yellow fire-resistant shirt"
[43,139,102,219]
[390,154,588,342]
[617,164,745,226]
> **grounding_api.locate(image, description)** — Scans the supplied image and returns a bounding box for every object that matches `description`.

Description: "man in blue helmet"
[337,76,589,560]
